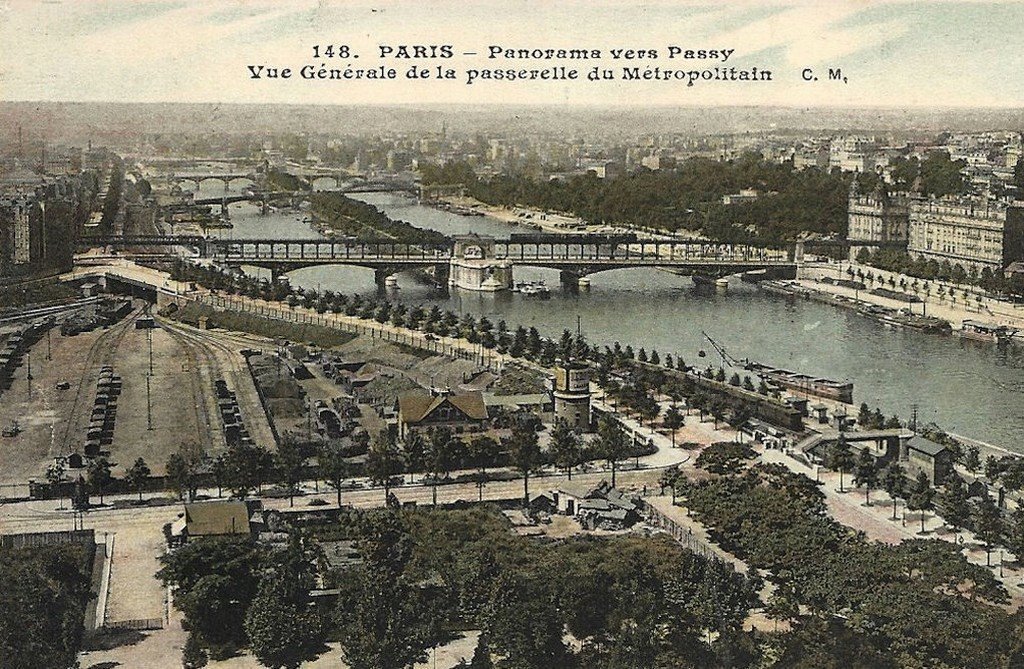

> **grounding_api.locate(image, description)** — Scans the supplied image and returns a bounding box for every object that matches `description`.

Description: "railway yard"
[0,298,280,490]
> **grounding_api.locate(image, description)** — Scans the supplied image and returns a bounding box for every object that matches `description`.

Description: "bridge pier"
[432,263,450,290]
[373,267,394,288]
[558,270,593,291]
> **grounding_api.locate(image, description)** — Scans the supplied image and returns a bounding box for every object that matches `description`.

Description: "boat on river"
[744,361,855,403]
[957,320,1017,343]
[702,332,854,404]
[516,281,551,298]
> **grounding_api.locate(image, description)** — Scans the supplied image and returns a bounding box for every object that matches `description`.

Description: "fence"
[103,618,164,631]
[639,499,747,573]
[0,529,95,549]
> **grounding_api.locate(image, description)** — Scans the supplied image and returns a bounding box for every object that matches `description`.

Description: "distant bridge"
[165,172,261,190]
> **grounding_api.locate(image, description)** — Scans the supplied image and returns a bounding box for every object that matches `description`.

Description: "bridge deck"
[78,236,797,268]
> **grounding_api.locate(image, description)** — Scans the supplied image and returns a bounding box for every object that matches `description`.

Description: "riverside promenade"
[800,260,1024,332]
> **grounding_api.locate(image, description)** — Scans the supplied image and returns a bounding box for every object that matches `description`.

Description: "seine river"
[199,183,1024,451]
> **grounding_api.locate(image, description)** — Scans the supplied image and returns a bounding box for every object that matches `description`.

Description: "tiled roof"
[398,391,488,423]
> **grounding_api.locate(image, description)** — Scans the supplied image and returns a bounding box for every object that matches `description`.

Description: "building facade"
[847,182,913,259]
[907,196,1024,272]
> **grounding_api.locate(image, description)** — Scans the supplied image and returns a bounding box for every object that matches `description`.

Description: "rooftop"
[398,390,488,423]
[183,501,251,537]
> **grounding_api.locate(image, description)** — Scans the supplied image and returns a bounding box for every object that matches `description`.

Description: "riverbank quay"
[434,193,704,241]
[799,260,1024,334]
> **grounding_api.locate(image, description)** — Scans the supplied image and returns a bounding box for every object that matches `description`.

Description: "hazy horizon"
[3,100,1023,148]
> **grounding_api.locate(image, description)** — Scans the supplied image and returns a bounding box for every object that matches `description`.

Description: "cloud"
[709,3,911,66]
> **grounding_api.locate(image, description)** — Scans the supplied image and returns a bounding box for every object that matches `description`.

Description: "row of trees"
[855,248,1024,297]
[46,455,152,507]
[159,413,640,512]
[169,260,596,366]
[822,437,1021,567]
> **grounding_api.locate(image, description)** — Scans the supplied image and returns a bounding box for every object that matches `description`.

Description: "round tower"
[553,360,592,432]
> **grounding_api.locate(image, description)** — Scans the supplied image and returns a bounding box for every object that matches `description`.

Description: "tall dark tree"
[505,420,541,506]
[245,557,321,668]
[826,437,855,493]
[548,419,583,480]
[974,494,1005,567]
[402,431,427,484]
[939,473,971,539]
[426,426,458,506]
[336,514,437,669]
[663,404,684,448]
[0,543,94,669]
[318,440,349,507]
[126,457,151,503]
[469,435,500,501]
[881,462,906,521]
[1004,506,1024,564]
[224,444,271,498]
[906,471,935,534]
[157,537,266,658]
[853,449,878,505]
[596,415,631,488]
[45,461,66,508]
[963,444,982,474]
[482,572,569,669]
[275,437,306,507]
[86,457,112,505]
[366,431,403,503]
[166,441,203,502]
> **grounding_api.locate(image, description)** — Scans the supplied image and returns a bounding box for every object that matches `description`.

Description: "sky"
[1,0,1023,108]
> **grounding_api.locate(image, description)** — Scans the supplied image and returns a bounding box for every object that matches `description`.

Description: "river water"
[196,182,1024,451]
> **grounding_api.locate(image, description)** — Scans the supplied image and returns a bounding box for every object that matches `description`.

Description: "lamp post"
[146,373,153,431]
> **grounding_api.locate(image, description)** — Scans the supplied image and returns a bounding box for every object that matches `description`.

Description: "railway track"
[55,307,141,458]
[156,319,278,452]
[155,319,225,455]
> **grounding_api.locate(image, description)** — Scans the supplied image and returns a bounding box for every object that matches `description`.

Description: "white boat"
[517,281,551,298]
